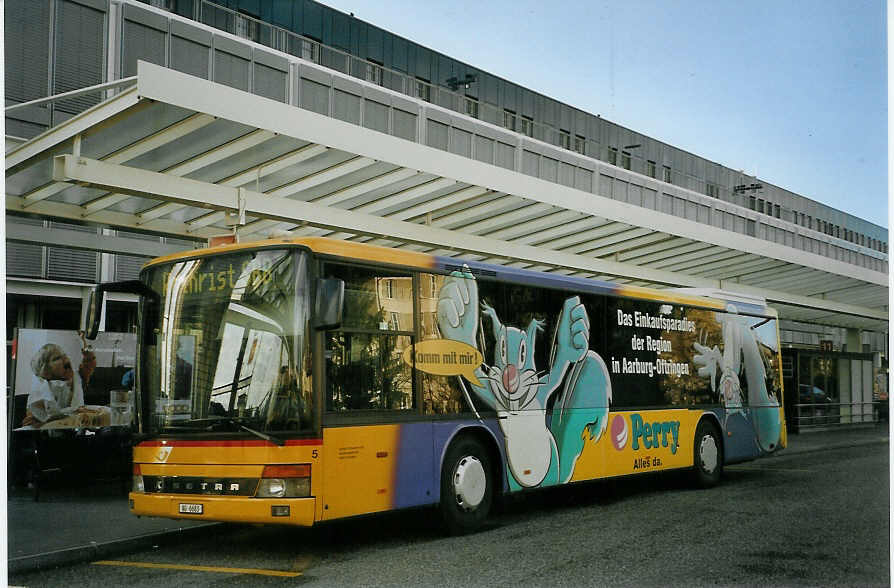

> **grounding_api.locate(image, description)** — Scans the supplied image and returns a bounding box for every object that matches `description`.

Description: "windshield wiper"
[164,424,216,432]
[227,418,285,447]
[165,416,285,446]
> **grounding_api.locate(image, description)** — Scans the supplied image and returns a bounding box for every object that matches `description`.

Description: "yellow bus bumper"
[129,493,317,526]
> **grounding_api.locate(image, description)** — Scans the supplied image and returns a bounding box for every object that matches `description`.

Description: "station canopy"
[6,62,888,332]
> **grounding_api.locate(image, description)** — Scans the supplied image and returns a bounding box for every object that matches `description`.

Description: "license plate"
[179,503,203,514]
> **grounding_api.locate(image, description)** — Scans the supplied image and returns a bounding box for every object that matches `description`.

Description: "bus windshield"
[139,248,313,437]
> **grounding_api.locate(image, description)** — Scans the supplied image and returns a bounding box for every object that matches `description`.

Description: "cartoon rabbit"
[437,267,612,488]
[693,304,782,452]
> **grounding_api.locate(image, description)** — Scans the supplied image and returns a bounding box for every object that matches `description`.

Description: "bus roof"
[144,236,777,314]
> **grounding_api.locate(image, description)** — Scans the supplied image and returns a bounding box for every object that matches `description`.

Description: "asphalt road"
[10,442,889,587]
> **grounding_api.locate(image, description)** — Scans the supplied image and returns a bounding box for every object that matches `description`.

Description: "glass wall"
[792,350,877,429]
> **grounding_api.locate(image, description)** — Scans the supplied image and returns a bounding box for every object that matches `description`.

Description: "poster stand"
[9,328,136,499]
[7,327,19,492]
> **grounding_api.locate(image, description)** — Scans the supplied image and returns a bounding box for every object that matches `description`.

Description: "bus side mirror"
[83,286,104,340]
[314,278,344,330]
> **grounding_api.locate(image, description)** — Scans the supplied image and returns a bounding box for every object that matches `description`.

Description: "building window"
[559,130,571,150]
[503,109,516,131]
[520,116,533,137]
[271,28,288,52]
[747,219,756,237]
[365,61,383,85]
[415,78,431,102]
[621,150,631,170]
[646,160,656,178]
[574,135,586,155]
[464,96,479,119]
[235,12,258,42]
[607,147,618,166]
[663,165,671,183]
[706,182,719,198]
[773,204,780,218]
[749,196,756,210]
[757,199,765,214]
[301,39,320,63]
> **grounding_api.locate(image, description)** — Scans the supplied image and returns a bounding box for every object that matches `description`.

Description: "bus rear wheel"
[692,420,723,488]
[440,436,492,535]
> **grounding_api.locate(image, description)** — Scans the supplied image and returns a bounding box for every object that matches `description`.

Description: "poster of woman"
[14,329,136,429]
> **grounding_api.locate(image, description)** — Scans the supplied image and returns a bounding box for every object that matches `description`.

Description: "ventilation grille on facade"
[7,242,44,278]
[44,222,98,282]
[47,247,98,282]
[115,254,150,281]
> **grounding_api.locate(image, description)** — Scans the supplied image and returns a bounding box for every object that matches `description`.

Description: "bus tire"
[692,419,723,488]
[440,436,492,535]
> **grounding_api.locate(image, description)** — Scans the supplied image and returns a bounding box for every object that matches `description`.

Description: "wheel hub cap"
[453,456,486,511]
[699,435,718,473]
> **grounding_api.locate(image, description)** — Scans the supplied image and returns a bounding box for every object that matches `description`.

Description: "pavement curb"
[774,435,889,457]
[8,522,221,575]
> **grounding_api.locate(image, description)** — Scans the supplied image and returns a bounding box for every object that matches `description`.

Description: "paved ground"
[7,480,213,573]
[6,423,889,575]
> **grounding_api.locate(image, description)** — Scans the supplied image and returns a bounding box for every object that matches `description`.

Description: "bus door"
[320,326,424,520]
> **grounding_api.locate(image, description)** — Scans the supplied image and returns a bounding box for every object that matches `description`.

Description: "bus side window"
[419,273,470,415]
[323,263,416,412]
[419,273,504,416]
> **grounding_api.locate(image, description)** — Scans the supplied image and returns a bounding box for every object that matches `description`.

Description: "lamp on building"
[446,74,477,91]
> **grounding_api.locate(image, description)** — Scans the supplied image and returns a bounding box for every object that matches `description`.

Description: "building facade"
[5,0,888,431]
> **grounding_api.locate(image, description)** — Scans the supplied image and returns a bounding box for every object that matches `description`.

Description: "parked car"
[799,384,832,425]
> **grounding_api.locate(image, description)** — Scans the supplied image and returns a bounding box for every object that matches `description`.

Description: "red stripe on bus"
[137,439,322,448]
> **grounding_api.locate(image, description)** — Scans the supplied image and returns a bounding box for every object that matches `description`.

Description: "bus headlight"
[133,464,145,493]
[256,465,310,498]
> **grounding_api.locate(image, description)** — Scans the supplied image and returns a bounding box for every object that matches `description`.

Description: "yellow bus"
[86,236,786,534]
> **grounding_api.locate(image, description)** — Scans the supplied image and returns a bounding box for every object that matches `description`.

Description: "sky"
[319,0,888,228]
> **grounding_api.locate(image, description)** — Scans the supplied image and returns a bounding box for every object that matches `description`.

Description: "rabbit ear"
[526,318,544,362]
[481,302,503,341]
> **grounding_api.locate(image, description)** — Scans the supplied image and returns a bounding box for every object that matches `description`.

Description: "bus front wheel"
[440,436,492,535]
[692,419,723,488]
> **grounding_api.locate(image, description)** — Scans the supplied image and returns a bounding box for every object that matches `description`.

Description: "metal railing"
[197,1,603,163]
[4,77,137,114]
[794,400,883,429]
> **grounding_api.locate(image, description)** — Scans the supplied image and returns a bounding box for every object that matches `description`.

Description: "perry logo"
[610,414,628,450]
[628,413,680,455]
